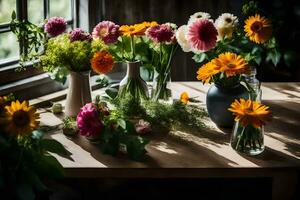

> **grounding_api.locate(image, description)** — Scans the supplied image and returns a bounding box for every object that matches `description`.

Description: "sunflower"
[244,14,272,44]
[196,60,220,84]
[2,100,40,136]
[91,51,114,74]
[213,52,249,77]
[139,21,159,34]
[120,24,145,37]
[228,98,271,128]
[180,92,189,104]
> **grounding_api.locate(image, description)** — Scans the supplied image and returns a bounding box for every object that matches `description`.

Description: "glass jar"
[231,121,265,155]
[244,66,262,102]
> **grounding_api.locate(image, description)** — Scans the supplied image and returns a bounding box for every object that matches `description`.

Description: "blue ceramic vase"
[206,83,249,128]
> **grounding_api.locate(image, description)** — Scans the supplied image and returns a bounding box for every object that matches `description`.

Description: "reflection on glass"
[0,32,19,60]
[28,0,44,24]
[0,0,16,24]
[50,0,71,20]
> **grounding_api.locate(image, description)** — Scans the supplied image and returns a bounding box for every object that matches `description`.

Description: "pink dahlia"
[146,24,175,43]
[77,103,104,137]
[187,19,218,52]
[44,17,67,37]
[69,28,92,42]
[92,21,120,44]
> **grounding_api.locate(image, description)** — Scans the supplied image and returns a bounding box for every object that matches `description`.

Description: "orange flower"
[213,52,249,77]
[180,92,189,104]
[91,51,114,74]
[196,60,220,84]
[244,14,272,44]
[120,24,144,36]
[228,98,271,128]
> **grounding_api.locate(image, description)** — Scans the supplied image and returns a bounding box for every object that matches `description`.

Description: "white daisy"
[214,13,239,40]
[188,12,212,25]
[175,25,191,52]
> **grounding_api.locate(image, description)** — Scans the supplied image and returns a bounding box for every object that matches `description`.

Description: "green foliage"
[10,11,46,70]
[39,34,106,83]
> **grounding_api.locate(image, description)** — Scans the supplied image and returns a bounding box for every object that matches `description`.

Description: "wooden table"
[39,82,300,200]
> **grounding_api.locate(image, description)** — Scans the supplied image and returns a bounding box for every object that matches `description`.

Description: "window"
[0,0,78,68]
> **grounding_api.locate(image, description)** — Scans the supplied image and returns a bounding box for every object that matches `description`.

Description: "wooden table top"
[40,82,300,178]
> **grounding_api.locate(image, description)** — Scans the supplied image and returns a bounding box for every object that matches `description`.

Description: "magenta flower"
[69,28,92,42]
[92,21,120,44]
[146,24,175,43]
[187,19,218,52]
[44,17,67,37]
[77,103,104,137]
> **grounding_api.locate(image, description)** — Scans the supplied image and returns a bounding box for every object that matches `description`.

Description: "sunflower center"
[227,63,236,68]
[225,18,232,23]
[129,27,135,32]
[12,110,30,127]
[251,21,263,32]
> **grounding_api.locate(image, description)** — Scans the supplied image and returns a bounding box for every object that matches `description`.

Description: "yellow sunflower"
[244,14,272,44]
[180,92,189,104]
[228,98,271,128]
[213,52,249,77]
[196,60,220,84]
[2,100,40,136]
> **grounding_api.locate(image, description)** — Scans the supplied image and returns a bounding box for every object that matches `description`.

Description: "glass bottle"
[244,66,262,102]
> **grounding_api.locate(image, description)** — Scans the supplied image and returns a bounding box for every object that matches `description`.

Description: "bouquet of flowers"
[0,95,69,199]
[76,98,149,161]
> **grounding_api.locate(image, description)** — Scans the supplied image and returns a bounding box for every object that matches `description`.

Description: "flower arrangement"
[0,95,70,199]
[176,5,279,69]
[11,15,114,83]
[229,98,271,154]
[76,99,149,161]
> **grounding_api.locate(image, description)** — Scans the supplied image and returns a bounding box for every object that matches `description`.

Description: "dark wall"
[88,0,243,81]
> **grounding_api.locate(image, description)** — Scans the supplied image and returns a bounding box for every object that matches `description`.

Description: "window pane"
[0,0,16,24]
[49,0,72,20]
[28,0,44,24]
[0,32,19,61]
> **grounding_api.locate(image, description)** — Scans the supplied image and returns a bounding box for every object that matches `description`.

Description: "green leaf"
[11,11,16,20]
[37,154,64,179]
[126,136,149,161]
[266,49,281,66]
[192,53,206,63]
[41,139,69,156]
[117,119,126,129]
[105,87,118,99]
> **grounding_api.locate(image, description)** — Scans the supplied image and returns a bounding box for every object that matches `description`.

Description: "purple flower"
[92,21,120,44]
[69,28,92,42]
[77,103,104,137]
[44,17,67,37]
[146,24,175,43]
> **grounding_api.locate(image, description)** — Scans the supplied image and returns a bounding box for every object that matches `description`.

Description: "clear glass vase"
[65,71,92,117]
[151,69,173,103]
[230,122,265,155]
[118,61,149,101]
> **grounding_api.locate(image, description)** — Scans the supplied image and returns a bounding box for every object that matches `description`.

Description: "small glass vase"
[65,71,92,117]
[118,61,149,100]
[230,122,265,155]
[151,69,173,103]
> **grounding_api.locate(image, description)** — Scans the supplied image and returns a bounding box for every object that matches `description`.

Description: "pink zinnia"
[92,21,120,44]
[69,28,92,42]
[146,24,175,43]
[187,19,218,52]
[44,17,67,37]
[77,103,104,137]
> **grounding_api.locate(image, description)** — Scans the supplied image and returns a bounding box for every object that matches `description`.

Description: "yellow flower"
[180,92,189,104]
[2,100,40,136]
[120,24,144,36]
[244,14,272,44]
[213,52,249,77]
[196,60,220,84]
[228,98,271,128]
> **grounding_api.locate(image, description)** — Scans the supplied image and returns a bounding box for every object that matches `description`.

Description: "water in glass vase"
[231,121,265,155]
